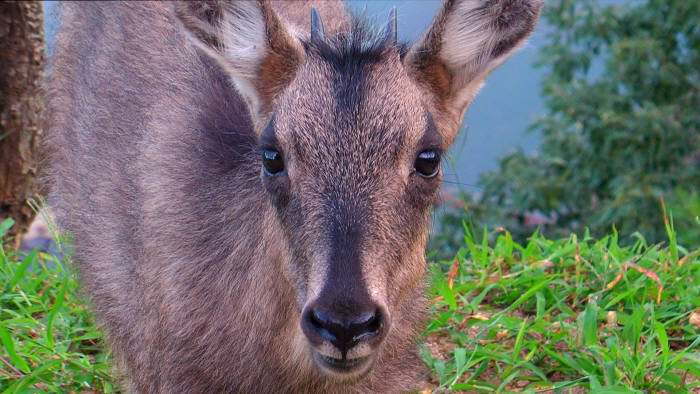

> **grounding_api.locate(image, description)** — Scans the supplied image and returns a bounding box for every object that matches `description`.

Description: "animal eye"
[262,149,284,175]
[414,149,441,178]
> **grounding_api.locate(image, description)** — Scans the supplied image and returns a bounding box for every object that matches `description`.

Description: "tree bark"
[0,2,44,248]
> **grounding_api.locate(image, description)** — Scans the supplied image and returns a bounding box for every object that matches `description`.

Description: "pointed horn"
[310,7,325,43]
[384,6,397,45]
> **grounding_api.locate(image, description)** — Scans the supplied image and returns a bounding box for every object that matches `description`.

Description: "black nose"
[302,306,386,353]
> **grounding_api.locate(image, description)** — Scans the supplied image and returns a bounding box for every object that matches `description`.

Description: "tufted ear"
[175,0,304,130]
[405,0,542,145]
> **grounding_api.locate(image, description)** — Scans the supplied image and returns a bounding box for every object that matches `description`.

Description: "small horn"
[310,7,325,43]
[384,6,397,45]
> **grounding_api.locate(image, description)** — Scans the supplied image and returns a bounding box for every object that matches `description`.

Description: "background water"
[43,1,546,191]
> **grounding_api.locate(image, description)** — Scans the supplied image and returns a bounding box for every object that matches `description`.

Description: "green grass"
[0,219,113,393]
[1,217,699,393]
[423,223,700,392]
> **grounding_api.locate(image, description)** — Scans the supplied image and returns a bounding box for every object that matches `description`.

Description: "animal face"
[262,40,440,375]
[175,0,542,379]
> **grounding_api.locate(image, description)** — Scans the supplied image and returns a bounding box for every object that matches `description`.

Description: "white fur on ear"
[406,0,542,122]
[442,0,499,69]
[176,1,303,130]
[177,1,266,104]
[218,2,267,79]
[441,0,506,113]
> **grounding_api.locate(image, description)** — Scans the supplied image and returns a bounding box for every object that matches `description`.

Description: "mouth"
[313,351,372,375]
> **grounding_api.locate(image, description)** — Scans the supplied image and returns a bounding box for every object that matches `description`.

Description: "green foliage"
[440,0,700,246]
[423,224,700,392]
[0,219,114,393]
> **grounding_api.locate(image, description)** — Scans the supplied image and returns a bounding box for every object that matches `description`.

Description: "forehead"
[270,39,430,172]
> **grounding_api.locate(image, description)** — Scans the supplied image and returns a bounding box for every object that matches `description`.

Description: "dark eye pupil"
[414,149,441,178]
[262,149,284,175]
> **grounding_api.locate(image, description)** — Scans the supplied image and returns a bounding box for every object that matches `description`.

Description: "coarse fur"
[45,1,541,392]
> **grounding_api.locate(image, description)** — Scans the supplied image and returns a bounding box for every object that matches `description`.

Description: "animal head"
[176,0,541,379]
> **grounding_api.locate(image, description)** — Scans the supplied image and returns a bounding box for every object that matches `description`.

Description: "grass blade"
[5,249,38,291]
[653,322,669,367]
[512,318,528,362]
[0,218,14,238]
[0,323,31,374]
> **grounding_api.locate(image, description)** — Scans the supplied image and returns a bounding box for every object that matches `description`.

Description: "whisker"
[441,180,483,190]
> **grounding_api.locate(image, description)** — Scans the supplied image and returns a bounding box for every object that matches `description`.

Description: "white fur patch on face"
[315,341,343,360]
[346,342,373,360]
[312,335,373,361]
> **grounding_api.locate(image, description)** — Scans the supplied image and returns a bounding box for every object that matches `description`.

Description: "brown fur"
[45,1,541,392]
[254,11,305,114]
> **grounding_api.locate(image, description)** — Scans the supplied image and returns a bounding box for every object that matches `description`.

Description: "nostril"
[307,309,337,344]
[351,311,376,327]
[351,309,382,342]
[354,309,384,341]
[302,306,386,352]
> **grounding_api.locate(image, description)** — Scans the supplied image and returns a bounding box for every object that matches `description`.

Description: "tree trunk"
[0,2,44,248]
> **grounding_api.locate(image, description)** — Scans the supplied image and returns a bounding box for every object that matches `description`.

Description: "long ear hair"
[175,0,304,131]
[405,0,542,145]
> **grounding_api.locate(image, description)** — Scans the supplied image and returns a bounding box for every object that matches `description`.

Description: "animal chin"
[312,350,374,378]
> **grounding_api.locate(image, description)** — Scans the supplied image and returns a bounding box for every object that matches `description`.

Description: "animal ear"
[405,0,542,144]
[175,0,304,129]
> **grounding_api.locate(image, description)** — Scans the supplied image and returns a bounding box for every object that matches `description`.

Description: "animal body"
[45,0,541,392]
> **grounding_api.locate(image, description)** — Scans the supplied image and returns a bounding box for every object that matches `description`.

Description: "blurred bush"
[433,0,699,254]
